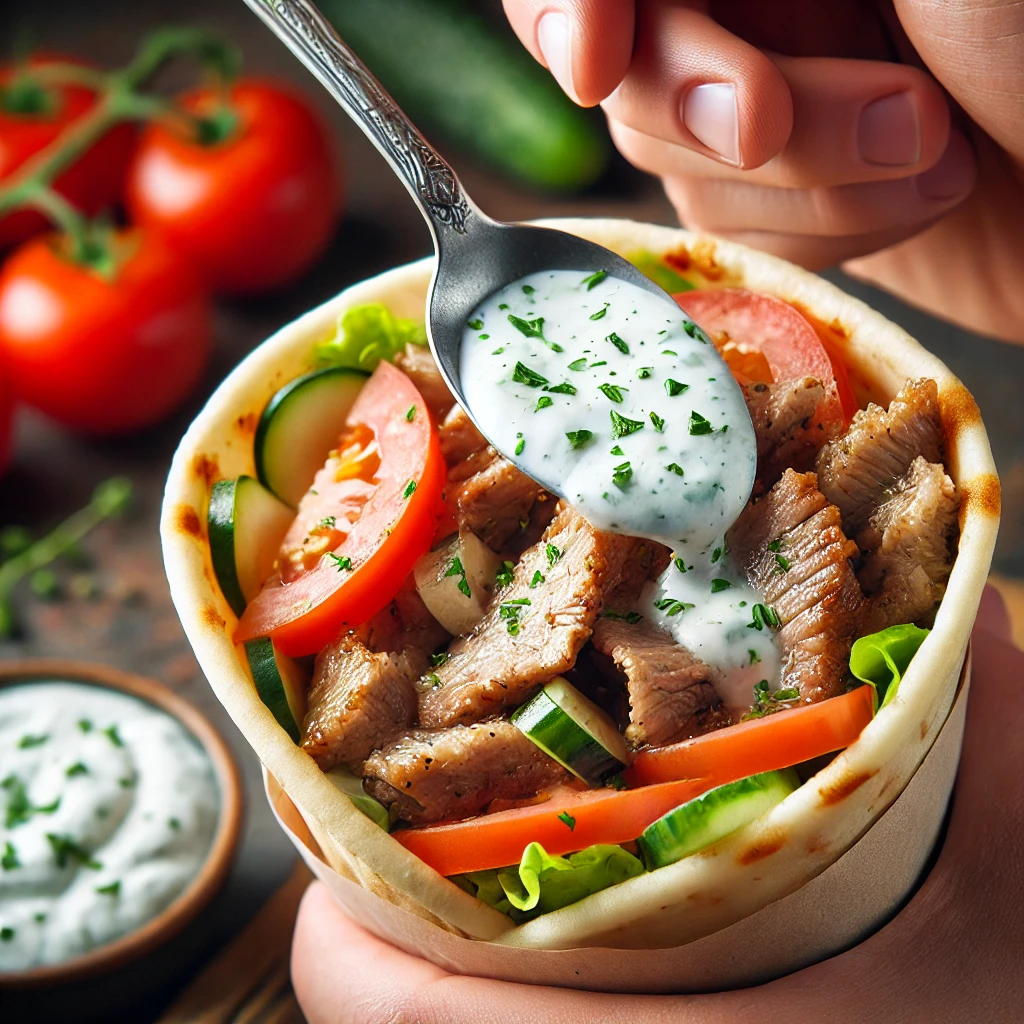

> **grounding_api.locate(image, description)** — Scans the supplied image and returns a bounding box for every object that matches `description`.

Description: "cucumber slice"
[244,637,309,743]
[208,476,294,616]
[255,367,369,507]
[325,769,390,832]
[638,769,801,870]
[512,677,630,787]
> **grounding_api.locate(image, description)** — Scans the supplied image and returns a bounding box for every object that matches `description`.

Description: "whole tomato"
[0,56,136,250]
[125,79,342,295]
[0,229,211,435]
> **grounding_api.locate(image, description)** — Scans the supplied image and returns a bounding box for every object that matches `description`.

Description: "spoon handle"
[242,0,474,239]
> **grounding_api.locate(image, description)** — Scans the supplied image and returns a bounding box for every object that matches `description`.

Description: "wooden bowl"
[0,659,244,989]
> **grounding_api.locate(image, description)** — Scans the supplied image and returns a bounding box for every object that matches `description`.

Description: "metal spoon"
[241,0,669,425]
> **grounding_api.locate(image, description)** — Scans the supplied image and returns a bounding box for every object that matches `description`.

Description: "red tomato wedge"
[396,686,875,877]
[675,289,856,431]
[625,686,875,788]
[236,361,445,656]
[395,778,710,877]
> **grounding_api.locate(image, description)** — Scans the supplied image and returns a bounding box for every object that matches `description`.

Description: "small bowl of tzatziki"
[0,659,242,986]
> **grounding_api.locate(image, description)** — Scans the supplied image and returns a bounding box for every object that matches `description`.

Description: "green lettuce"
[315,303,427,372]
[455,842,644,923]
[627,250,695,295]
[850,623,930,710]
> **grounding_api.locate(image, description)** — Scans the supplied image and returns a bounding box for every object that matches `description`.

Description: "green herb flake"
[405,404,416,422]
[1,927,13,942]
[665,463,684,477]
[689,411,714,436]
[2,842,19,871]
[530,570,546,588]
[514,433,525,456]
[77,719,92,733]
[606,332,629,355]
[581,270,607,290]
[775,554,792,573]
[590,304,609,321]
[491,347,504,355]
[636,366,654,379]
[17,734,48,749]
[711,546,723,563]
[102,725,123,749]
[96,880,121,897]
[603,609,643,624]
[495,561,515,588]
[567,357,588,372]
[499,303,509,311]
[599,382,627,404]
[661,349,677,356]
[711,578,733,593]
[328,553,352,571]
[565,429,595,450]
[768,539,782,552]
[512,362,549,388]
[546,544,561,567]
[46,834,101,871]
[318,516,337,529]
[444,557,471,599]
[654,598,695,616]
[747,603,782,631]
[429,652,449,668]
[749,649,761,665]
[467,318,483,330]
[557,811,576,831]
[65,762,88,778]
[544,382,577,395]
[535,396,554,411]
[612,462,633,489]
[508,314,544,339]
[590,360,607,368]
[743,680,802,721]
[424,673,442,689]
[673,556,688,573]
[479,334,490,340]
[610,410,644,440]
[649,411,665,432]
[522,284,535,295]
[169,818,182,831]
[402,480,417,500]
[664,378,689,397]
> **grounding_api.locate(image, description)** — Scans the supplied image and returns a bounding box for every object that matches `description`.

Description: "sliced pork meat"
[816,378,943,535]
[418,505,649,728]
[449,455,544,550]
[394,343,455,421]
[438,404,487,466]
[743,377,827,482]
[591,617,728,748]
[729,469,865,702]
[858,456,959,632]
[301,585,448,770]
[362,720,568,825]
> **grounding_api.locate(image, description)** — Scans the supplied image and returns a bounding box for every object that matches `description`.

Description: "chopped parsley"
[603,609,643,624]
[590,304,609,321]
[590,360,607,368]
[522,284,535,295]
[492,347,504,355]
[557,811,577,831]
[508,314,562,352]
[3,774,60,828]
[610,410,644,439]
[611,462,633,489]
[544,381,577,395]
[479,334,489,340]
[169,818,182,831]
[65,762,88,778]
[654,598,695,616]
[710,578,733,593]
[405,404,416,422]
[499,598,531,636]
[424,673,442,689]
[744,680,802,720]
[649,411,665,432]
[530,570,546,588]
[606,332,629,355]
[514,433,525,456]
[546,544,561,567]
[429,652,449,667]
[46,834,101,870]
[565,429,594,450]
[711,546,723,563]
[664,378,688,397]
[102,724,123,748]
[748,649,761,665]
[689,411,714,435]
[768,539,782,552]
[17,734,48,749]
[747,603,781,631]
[598,382,626,403]
[77,719,92,733]
[495,561,515,587]
[535,396,554,411]
[444,556,471,598]
[0,927,13,942]
[661,349,678,356]
[318,516,337,529]
[328,553,352,571]
[402,479,417,499]
[775,554,792,572]
[567,357,588,372]
[512,361,548,388]
[636,366,654,379]
[581,270,607,290]
[610,445,625,456]
[96,880,121,897]
[467,318,483,330]
[673,556,688,573]
[2,842,19,871]
[665,463,684,477]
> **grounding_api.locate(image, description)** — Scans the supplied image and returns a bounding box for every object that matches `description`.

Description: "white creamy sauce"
[0,682,219,972]
[461,270,780,711]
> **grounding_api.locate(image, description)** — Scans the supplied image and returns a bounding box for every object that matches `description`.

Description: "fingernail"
[858,93,920,166]
[537,12,578,103]
[682,83,740,165]
[914,132,976,200]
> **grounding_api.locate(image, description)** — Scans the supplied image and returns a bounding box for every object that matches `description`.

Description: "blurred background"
[1,0,1021,1019]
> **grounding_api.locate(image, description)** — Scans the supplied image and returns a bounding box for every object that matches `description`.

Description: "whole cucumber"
[318,0,608,191]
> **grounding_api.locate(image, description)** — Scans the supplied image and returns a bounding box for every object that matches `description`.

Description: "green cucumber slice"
[208,476,293,616]
[638,769,801,870]
[512,677,630,787]
[325,769,390,832]
[255,367,369,507]
[244,637,309,743]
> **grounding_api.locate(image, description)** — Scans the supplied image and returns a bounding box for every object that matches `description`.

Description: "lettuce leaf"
[315,303,427,372]
[850,623,930,710]
[455,842,644,922]
[627,250,695,295]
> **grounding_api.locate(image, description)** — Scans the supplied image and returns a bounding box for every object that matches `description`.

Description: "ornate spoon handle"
[241,0,474,238]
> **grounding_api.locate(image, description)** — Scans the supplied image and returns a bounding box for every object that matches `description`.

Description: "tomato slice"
[236,361,445,656]
[395,686,874,876]
[675,288,855,432]
[625,686,875,788]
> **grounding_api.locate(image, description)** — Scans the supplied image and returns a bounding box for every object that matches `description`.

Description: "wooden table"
[2,1,1022,1019]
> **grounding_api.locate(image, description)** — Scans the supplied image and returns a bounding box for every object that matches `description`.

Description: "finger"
[601,1,794,168]
[660,130,975,239]
[501,0,636,106]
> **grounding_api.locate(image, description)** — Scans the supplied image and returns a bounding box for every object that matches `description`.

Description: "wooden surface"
[1,0,1022,1021]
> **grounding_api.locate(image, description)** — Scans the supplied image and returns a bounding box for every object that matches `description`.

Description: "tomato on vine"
[126,79,342,295]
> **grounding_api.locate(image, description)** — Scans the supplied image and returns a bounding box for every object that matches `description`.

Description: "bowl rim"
[0,658,244,988]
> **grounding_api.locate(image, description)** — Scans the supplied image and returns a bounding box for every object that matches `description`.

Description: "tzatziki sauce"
[460,270,780,710]
[0,682,219,972]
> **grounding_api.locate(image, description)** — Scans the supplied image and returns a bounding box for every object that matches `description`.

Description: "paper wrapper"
[267,654,969,993]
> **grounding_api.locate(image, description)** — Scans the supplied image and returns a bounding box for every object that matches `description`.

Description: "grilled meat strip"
[591,617,728,748]
[816,378,943,535]
[301,585,448,770]
[394,343,456,421]
[418,504,654,728]
[362,720,568,825]
[858,456,959,632]
[729,469,865,703]
[743,377,827,483]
